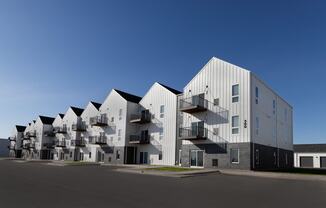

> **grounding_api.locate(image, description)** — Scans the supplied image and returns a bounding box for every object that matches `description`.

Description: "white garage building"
[294,144,326,168]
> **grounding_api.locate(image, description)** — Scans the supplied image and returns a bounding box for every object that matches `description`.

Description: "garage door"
[320,157,326,168]
[300,156,313,168]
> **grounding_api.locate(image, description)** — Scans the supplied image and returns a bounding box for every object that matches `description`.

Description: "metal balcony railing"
[44,130,55,137]
[179,126,208,140]
[8,145,15,150]
[43,141,55,149]
[89,135,107,145]
[71,139,86,147]
[130,110,151,124]
[27,131,36,137]
[179,94,208,113]
[90,115,108,127]
[72,122,87,132]
[129,132,150,144]
[55,140,66,147]
[54,126,67,134]
[8,137,16,141]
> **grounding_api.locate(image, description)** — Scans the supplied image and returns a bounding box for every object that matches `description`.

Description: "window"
[159,128,164,140]
[232,116,239,134]
[111,117,114,122]
[89,152,91,158]
[70,151,72,158]
[273,100,276,115]
[214,98,219,106]
[160,105,165,118]
[232,84,239,103]
[255,87,259,104]
[116,150,120,160]
[230,148,239,163]
[119,109,122,120]
[159,151,162,160]
[256,117,259,135]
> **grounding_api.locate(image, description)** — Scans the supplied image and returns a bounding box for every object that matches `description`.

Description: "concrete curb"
[219,169,326,182]
[114,168,220,178]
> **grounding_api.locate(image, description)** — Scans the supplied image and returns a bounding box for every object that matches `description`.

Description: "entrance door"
[97,151,104,162]
[125,147,137,164]
[190,150,204,167]
[80,152,84,161]
[60,152,64,160]
[139,152,148,164]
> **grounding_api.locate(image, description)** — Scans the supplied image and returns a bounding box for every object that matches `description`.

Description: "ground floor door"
[97,151,104,162]
[178,150,182,166]
[320,157,326,168]
[80,152,84,161]
[125,147,137,164]
[139,152,148,164]
[300,156,313,168]
[60,152,64,160]
[190,150,204,167]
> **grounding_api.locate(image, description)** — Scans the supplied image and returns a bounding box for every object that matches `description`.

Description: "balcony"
[89,135,107,145]
[8,145,15,150]
[43,142,55,149]
[27,131,36,137]
[130,110,151,124]
[55,140,66,147]
[29,143,36,149]
[23,134,31,140]
[22,143,30,149]
[129,131,150,144]
[179,126,208,140]
[179,94,208,113]
[71,139,86,147]
[90,115,108,127]
[54,126,67,134]
[8,137,16,141]
[72,122,87,132]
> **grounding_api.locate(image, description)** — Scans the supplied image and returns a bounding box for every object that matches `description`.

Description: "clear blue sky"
[0,0,325,144]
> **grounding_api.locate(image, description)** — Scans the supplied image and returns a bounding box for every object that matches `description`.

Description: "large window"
[232,115,239,134]
[230,148,239,163]
[255,87,259,104]
[232,84,239,103]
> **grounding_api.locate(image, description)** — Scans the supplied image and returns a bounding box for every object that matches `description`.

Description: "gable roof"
[39,116,55,125]
[114,89,142,103]
[59,113,65,119]
[15,125,26,132]
[70,106,84,117]
[294,144,326,153]
[157,82,182,95]
[90,101,102,110]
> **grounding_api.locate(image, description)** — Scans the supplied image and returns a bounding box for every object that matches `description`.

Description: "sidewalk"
[114,165,220,178]
[219,169,326,182]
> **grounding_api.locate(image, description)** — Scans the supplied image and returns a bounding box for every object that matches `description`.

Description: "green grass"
[63,161,99,166]
[145,166,195,172]
[260,168,326,176]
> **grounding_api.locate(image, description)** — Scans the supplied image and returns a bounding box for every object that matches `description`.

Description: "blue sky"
[0,0,325,144]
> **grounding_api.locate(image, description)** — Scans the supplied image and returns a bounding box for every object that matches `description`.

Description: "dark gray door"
[300,156,313,168]
[320,157,326,168]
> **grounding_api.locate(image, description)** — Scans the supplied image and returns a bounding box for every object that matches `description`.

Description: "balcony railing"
[54,126,67,134]
[55,140,66,147]
[90,115,108,127]
[179,126,208,140]
[22,143,30,149]
[43,142,55,149]
[89,135,107,145]
[179,94,208,113]
[72,122,87,132]
[130,110,151,124]
[8,137,16,141]
[129,131,150,144]
[71,139,86,147]
[27,131,36,137]
[8,145,15,150]
[23,134,31,140]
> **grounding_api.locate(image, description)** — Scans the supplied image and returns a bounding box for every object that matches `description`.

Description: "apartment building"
[97,89,141,164]
[53,113,67,160]
[129,82,181,165]
[177,57,293,170]
[61,107,85,161]
[294,144,326,168]
[8,125,26,158]
[80,101,106,162]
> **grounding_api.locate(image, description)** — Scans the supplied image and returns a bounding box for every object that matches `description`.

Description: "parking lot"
[0,160,325,208]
